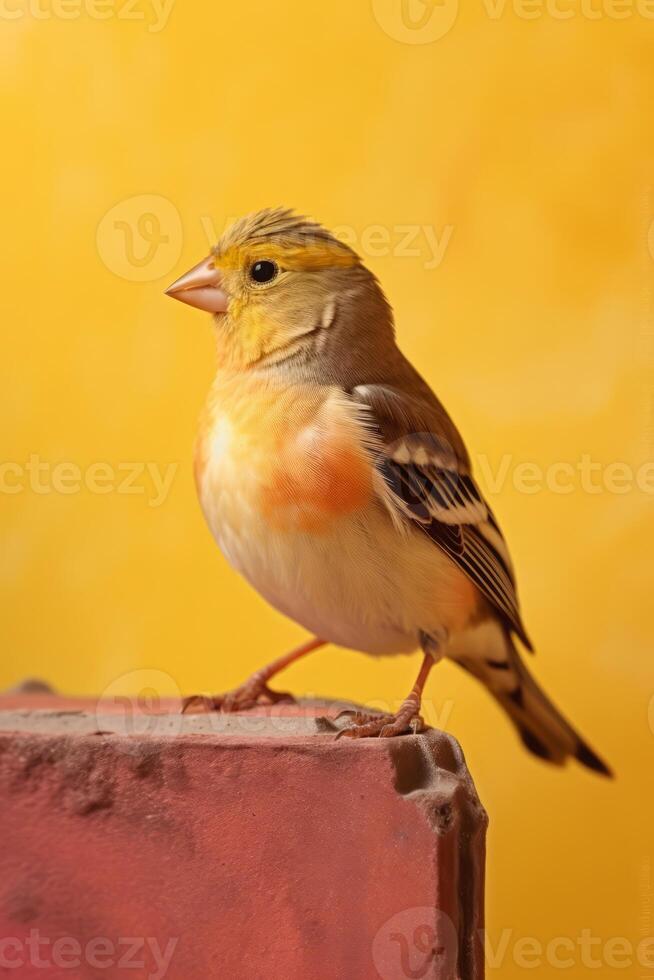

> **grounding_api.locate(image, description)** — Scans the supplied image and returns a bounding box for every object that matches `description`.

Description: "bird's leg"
[336,652,436,739]
[181,637,325,714]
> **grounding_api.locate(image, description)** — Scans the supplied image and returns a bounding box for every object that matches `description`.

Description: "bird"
[165,207,611,776]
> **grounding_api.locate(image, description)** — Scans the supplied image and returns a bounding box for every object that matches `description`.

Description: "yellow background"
[1,0,653,974]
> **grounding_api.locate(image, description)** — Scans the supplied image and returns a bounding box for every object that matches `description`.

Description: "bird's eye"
[249,260,279,284]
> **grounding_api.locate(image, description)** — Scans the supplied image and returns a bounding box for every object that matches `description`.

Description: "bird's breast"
[194,376,375,543]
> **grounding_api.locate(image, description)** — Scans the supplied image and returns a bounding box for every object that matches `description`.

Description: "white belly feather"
[201,483,475,656]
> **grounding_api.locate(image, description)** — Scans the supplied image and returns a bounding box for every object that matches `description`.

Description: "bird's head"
[166,208,394,374]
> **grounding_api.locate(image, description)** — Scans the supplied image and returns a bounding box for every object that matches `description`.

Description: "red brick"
[0,697,487,979]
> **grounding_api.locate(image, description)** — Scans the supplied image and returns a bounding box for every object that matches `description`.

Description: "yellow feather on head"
[213,207,360,272]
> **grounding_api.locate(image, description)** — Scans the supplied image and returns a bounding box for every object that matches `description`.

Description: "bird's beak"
[165,255,229,314]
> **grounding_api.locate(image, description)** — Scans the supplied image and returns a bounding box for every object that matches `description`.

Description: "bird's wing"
[352,383,533,650]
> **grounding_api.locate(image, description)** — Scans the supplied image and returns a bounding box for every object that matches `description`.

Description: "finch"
[166,208,610,775]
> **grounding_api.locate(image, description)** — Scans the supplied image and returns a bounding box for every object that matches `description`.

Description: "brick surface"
[0,696,487,980]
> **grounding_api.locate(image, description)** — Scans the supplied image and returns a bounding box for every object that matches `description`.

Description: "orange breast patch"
[196,378,374,534]
[259,426,373,532]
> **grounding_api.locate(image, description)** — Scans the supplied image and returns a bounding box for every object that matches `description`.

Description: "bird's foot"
[181,676,296,714]
[181,639,324,715]
[334,705,427,739]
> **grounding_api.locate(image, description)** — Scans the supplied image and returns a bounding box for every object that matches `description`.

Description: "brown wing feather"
[353,383,533,650]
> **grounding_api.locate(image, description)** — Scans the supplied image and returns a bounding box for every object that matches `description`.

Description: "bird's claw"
[334,708,382,725]
[181,682,296,715]
[335,708,427,740]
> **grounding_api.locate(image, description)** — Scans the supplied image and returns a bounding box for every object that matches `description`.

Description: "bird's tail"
[450,624,613,777]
